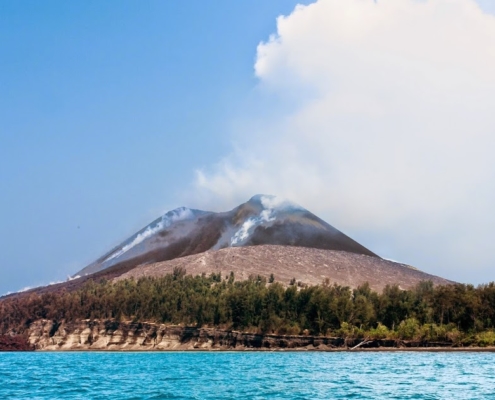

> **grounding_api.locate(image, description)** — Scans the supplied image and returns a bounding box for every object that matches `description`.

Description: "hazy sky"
[1,0,494,294]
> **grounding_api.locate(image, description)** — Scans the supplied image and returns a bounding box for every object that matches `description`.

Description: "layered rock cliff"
[27,319,346,351]
[25,319,457,351]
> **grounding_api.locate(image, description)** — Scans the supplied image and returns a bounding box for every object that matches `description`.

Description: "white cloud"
[193,0,495,284]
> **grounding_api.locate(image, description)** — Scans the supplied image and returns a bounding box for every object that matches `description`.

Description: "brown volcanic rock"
[115,245,452,292]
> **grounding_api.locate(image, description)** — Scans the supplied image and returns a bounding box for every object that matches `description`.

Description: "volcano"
[77,195,377,277]
[69,195,453,291]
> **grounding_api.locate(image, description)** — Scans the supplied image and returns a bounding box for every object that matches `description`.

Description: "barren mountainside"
[115,245,452,292]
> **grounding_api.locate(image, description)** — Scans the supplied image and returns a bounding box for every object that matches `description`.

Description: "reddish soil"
[0,335,34,351]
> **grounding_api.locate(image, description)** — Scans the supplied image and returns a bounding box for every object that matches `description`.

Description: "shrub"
[397,318,420,340]
[336,322,364,339]
[446,327,462,345]
[476,331,495,347]
[277,323,300,335]
[368,323,391,340]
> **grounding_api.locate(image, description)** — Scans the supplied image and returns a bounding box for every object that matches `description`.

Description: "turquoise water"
[1,352,494,399]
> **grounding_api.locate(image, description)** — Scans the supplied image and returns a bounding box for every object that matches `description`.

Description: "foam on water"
[1,352,494,399]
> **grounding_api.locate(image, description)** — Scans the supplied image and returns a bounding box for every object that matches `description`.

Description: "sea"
[1,352,494,399]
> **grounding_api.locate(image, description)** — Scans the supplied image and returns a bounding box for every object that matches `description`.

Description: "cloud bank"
[193,0,495,284]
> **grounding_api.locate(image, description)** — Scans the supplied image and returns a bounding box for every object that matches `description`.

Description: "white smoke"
[105,207,195,261]
[231,218,257,245]
[195,0,495,284]
[231,195,294,245]
[260,195,299,211]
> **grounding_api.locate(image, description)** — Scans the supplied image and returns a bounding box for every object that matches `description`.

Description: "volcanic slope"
[77,195,378,277]
[115,245,453,292]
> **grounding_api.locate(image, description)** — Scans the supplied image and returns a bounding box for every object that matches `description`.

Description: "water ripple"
[1,352,494,399]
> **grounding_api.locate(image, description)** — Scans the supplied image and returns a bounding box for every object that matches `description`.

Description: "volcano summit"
[74,195,451,291]
[77,195,377,276]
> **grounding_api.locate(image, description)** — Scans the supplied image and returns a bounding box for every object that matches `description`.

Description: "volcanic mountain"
[73,195,452,291]
[77,195,377,277]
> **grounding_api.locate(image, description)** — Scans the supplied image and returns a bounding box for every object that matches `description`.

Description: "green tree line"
[1,269,495,346]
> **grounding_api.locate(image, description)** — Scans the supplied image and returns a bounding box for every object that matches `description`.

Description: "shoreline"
[27,347,495,353]
[5,319,494,353]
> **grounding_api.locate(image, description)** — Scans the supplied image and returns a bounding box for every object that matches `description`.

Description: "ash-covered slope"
[115,245,453,292]
[77,195,378,277]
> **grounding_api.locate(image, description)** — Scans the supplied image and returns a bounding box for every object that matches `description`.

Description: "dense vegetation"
[2,269,495,346]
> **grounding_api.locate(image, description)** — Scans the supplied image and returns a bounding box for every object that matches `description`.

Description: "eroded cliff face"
[25,320,459,351]
[27,319,346,351]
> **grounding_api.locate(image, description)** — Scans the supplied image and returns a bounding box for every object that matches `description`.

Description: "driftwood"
[350,338,373,350]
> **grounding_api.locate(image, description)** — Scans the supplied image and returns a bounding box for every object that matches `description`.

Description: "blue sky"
[0,0,312,293]
[1,0,495,294]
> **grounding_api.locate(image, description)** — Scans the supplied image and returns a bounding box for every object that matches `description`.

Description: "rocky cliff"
[27,319,345,351]
[25,319,456,351]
